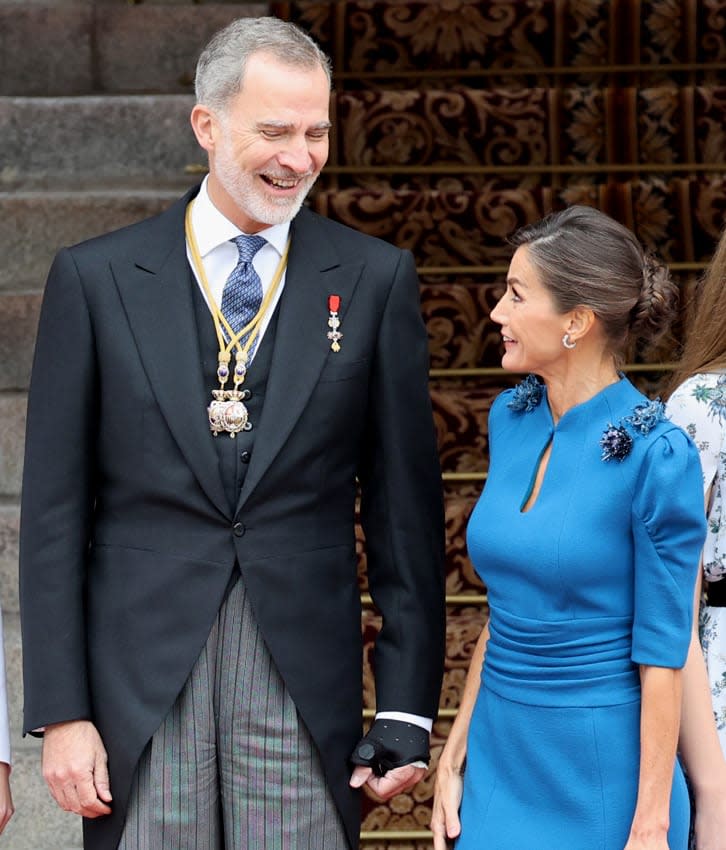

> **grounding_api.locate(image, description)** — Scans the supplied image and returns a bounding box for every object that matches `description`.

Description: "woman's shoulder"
[490,375,545,426]
[599,385,677,464]
[486,377,547,453]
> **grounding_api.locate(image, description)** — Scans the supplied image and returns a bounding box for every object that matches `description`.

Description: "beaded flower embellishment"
[599,399,667,462]
[506,374,544,413]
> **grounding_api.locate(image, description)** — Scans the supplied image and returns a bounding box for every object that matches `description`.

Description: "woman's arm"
[625,665,682,849]
[0,763,12,834]
[430,621,489,850]
[678,570,726,850]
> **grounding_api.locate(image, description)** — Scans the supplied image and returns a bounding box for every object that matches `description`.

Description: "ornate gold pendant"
[208,389,249,438]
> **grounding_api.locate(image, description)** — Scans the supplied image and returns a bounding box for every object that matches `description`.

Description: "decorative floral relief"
[644,0,683,62]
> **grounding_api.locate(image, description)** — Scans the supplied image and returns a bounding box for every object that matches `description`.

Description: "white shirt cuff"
[374,711,432,733]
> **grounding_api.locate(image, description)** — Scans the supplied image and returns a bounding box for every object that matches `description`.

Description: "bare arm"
[678,570,726,850]
[0,762,13,834]
[430,621,489,850]
[624,665,682,850]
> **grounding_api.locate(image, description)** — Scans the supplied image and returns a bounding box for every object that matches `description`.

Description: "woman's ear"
[564,306,596,345]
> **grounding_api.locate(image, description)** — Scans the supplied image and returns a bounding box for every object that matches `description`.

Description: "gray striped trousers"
[118,576,348,850]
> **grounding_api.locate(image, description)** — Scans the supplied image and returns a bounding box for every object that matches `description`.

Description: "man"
[19,17,445,850]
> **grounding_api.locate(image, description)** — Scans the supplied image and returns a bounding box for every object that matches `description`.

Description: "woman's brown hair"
[510,205,677,364]
[666,228,726,398]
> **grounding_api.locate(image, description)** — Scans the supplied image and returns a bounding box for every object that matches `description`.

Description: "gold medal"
[208,390,249,437]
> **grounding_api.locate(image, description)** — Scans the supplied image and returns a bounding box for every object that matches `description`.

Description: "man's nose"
[277,136,314,173]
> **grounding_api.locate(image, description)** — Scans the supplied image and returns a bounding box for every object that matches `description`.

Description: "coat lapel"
[237,208,364,509]
[111,189,231,519]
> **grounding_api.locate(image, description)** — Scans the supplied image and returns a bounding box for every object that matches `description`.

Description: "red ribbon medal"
[327,295,343,352]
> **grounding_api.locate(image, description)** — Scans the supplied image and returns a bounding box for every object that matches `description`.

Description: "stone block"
[0,190,186,292]
[95,0,245,4]
[0,6,93,96]
[0,744,82,850]
[0,295,42,392]
[4,611,21,741]
[0,4,267,96]
[0,505,19,616]
[0,96,201,185]
[97,4,268,93]
[0,0,89,5]
[0,395,26,498]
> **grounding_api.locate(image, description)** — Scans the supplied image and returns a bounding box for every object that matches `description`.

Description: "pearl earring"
[562,333,577,350]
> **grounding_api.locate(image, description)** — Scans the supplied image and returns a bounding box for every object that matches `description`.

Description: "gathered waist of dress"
[483,607,641,707]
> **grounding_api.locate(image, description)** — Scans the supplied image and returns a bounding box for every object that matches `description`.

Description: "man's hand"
[349,763,425,799]
[42,720,112,818]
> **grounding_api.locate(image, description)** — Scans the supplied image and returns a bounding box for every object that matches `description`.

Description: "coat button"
[357,743,376,760]
[240,451,251,463]
[233,522,245,537]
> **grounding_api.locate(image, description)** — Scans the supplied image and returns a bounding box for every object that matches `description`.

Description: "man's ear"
[190,104,216,154]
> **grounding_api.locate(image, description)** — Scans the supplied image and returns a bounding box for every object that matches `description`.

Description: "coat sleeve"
[630,428,706,669]
[356,248,446,719]
[19,248,97,733]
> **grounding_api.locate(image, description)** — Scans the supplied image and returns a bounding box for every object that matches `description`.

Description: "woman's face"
[490,246,571,375]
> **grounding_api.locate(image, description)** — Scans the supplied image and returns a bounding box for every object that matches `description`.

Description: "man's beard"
[214,136,318,228]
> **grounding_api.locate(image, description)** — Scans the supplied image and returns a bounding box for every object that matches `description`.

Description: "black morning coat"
[19,185,446,850]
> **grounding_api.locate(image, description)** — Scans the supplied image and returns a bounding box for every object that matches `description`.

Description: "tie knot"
[232,234,266,264]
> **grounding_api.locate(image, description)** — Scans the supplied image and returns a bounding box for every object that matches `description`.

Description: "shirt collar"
[191,176,291,258]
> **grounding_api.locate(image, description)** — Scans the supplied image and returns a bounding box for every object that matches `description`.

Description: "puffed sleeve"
[630,428,706,668]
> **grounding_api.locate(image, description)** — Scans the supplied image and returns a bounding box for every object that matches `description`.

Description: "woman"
[431,205,707,850]
[666,228,726,850]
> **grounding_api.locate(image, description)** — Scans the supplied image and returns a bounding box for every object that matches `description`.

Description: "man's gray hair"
[195,17,332,111]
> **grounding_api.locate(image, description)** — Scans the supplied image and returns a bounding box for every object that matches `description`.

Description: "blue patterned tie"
[220,234,267,339]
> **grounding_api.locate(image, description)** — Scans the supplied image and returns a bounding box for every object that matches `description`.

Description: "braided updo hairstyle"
[509,206,677,362]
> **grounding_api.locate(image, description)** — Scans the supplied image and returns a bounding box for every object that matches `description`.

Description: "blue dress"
[458,376,706,850]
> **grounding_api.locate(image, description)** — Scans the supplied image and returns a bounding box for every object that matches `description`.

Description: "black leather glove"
[350,719,430,777]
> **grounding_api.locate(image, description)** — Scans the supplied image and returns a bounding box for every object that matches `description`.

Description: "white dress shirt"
[187,177,290,358]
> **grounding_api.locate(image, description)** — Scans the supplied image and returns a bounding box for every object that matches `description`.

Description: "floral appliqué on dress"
[600,399,668,462]
[507,376,667,463]
[506,374,544,413]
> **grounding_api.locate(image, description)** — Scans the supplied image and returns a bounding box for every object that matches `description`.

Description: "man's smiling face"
[206,51,331,233]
